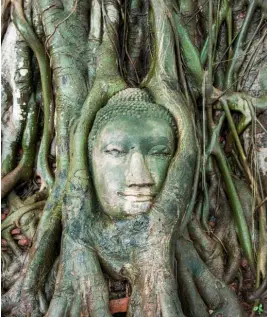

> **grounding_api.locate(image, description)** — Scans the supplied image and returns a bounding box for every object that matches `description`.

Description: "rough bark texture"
[1,0,267,316]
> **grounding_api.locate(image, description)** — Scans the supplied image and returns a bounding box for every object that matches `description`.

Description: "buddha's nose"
[125,152,154,187]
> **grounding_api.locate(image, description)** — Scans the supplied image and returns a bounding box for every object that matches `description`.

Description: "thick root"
[176,237,244,317]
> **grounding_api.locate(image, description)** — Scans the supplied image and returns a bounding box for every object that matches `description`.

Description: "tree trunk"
[1,0,267,316]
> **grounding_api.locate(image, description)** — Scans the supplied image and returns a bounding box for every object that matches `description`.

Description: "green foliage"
[253,303,264,315]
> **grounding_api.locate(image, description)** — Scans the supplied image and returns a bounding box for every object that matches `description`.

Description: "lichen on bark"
[1,0,267,316]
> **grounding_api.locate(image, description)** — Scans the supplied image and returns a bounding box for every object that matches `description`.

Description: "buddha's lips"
[118,191,154,202]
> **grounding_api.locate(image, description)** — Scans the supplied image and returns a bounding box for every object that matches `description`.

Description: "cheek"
[146,158,171,188]
[92,152,126,196]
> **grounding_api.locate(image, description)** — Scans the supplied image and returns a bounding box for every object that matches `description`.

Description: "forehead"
[95,116,175,146]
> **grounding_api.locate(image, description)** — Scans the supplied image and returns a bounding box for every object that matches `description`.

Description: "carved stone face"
[91,116,175,218]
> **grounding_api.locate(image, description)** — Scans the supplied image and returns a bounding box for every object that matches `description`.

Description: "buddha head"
[89,88,177,219]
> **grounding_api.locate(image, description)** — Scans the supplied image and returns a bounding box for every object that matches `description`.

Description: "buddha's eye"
[104,147,126,157]
[148,145,172,157]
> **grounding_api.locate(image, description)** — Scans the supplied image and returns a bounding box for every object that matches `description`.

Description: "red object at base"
[109,297,129,314]
[11,228,21,235]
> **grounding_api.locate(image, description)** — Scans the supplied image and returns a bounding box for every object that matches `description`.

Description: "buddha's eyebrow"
[144,136,173,145]
[103,143,124,149]
[100,142,127,151]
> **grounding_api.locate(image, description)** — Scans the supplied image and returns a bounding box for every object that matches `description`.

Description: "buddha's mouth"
[118,191,154,202]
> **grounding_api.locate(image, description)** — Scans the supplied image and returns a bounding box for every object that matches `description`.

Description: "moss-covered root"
[22,0,127,315]
[2,276,25,315]
[187,216,224,279]
[207,127,255,272]
[209,180,242,284]
[176,237,244,317]
[143,0,197,225]
[1,94,38,198]
[46,235,112,317]
[126,258,184,316]
[1,21,32,177]
[125,0,150,85]
[12,0,54,189]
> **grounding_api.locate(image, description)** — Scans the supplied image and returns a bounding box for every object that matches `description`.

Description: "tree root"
[2,254,29,290]
[12,0,54,189]
[176,237,243,317]
[1,94,38,198]
[2,165,33,199]
[2,1,266,316]
[2,276,25,315]
[1,20,32,177]
[208,118,255,272]
[188,216,224,279]
[1,201,46,232]
[45,236,112,317]
[248,277,267,301]
[188,169,258,285]
[1,200,45,259]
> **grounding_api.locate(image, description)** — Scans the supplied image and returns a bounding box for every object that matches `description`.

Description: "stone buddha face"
[89,89,177,219]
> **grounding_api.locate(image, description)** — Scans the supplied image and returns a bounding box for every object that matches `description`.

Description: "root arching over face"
[1,0,267,316]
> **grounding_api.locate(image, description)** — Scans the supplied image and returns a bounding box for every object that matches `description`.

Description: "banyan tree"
[1,0,267,316]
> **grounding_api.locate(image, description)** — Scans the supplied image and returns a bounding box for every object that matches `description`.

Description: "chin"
[123,200,152,216]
